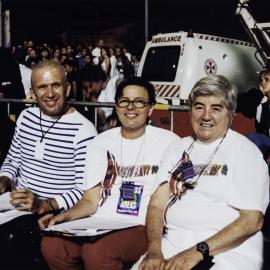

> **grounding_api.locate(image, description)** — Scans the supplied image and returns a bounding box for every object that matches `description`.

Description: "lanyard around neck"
[164,133,227,224]
[120,130,146,181]
[39,107,69,142]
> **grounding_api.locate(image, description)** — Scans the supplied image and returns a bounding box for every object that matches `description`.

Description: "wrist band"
[47,198,55,211]
[196,241,210,260]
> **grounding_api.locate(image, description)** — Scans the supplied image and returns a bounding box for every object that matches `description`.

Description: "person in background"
[99,47,111,76]
[123,47,132,62]
[24,45,32,60]
[78,64,118,132]
[62,58,78,100]
[133,75,269,270]
[13,47,32,98]
[0,60,97,269]
[77,47,90,69]
[237,69,270,156]
[52,48,61,64]
[82,53,92,67]
[92,38,104,65]
[66,44,74,60]
[61,46,67,56]
[40,48,50,62]
[19,60,32,98]
[115,47,134,79]
[237,70,270,238]
[0,47,26,118]
[0,47,25,99]
[39,76,179,270]
[109,47,118,78]
[132,54,141,76]
[26,48,40,68]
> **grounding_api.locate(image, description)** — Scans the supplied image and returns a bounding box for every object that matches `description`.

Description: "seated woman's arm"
[38,183,102,229]
[164,209,263,270]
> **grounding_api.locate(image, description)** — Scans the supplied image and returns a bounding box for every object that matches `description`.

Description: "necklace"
[120,130,146,181]
[39,106,70,142]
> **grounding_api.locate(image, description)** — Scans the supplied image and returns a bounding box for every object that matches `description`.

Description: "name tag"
[34,141,45,160]
[117,182,143,216]
[172,151,195,182]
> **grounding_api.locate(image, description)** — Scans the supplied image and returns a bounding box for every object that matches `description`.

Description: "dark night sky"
[4,0,269,50]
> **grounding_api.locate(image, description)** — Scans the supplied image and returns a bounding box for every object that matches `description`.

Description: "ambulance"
[137,31,263,104]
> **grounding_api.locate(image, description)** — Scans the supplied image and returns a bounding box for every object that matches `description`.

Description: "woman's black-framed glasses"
[116,98,150,108]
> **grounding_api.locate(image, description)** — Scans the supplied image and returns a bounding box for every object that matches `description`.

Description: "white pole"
[4,9,10,47]
[145,0,148,44]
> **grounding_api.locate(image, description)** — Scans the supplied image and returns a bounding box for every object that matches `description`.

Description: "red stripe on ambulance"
[154,85,180,97]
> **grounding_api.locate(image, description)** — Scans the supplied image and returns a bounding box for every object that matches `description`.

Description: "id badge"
[117,182,144,216]
[172,151,195,182]
[121,181,135,200]
[179,160,195,181]
[34,140,45,160]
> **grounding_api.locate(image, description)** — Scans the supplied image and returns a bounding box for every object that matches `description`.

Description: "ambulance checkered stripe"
[154,85,180,97]
[197,35,253,47]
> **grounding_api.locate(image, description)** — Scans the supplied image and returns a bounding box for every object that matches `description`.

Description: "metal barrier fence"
[0,98,189,132]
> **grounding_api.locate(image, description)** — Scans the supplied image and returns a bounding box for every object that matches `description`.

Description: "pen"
[44,207,65,228]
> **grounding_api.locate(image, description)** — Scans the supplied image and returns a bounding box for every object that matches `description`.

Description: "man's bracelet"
[46,198,55,211]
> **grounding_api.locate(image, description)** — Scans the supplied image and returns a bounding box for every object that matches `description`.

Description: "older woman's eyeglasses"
[116,98,150,108]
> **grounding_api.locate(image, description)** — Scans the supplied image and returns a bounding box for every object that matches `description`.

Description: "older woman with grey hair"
[188,74,237,119]
[132,75,269,270]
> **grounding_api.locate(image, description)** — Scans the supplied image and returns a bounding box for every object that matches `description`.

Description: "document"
[0,209,31,225]
[43,214,142,237]
[0,192,14,211]
[0,192,31,225]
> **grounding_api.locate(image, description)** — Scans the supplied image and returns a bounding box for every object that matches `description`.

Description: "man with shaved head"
[0,60,97,269]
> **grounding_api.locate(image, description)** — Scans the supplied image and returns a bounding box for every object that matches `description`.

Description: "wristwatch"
[196,241,209,260]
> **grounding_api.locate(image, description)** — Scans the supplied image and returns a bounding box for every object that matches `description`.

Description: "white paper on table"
[0,192,14,211]
[43,214,142,237]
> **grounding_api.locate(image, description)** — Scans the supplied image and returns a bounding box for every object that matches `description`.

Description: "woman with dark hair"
[39,76,179,270]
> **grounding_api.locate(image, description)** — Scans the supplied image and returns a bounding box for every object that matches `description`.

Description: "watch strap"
[196,241,209,260]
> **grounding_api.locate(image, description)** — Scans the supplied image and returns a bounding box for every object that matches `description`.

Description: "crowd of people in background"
[11,38,140,99]
[1,38,141,133]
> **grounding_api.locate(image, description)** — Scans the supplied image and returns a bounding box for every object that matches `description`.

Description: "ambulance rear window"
[141,46,180,82]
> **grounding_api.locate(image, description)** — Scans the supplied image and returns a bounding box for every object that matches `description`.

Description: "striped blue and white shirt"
[0,107,97,209]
